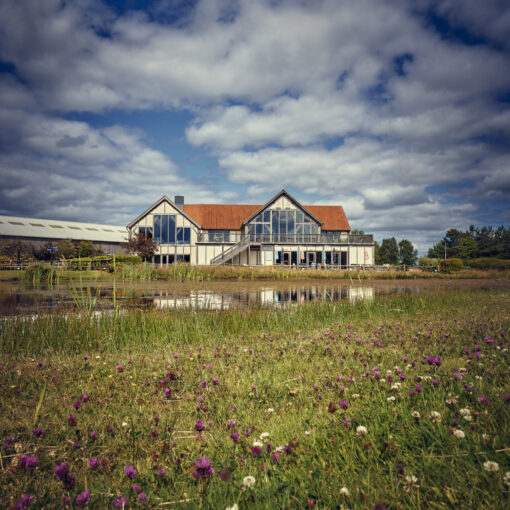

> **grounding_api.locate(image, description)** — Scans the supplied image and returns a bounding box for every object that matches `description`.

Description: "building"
[0,215,128,254]
[127,190,374,267]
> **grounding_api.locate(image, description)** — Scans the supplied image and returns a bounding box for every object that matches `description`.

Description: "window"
[208,230,230,242]
[139,226,153,239]
[153,215,190,245]
[248,208,318,242]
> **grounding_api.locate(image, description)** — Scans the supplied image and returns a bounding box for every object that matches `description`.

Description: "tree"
[56,239,77,259]
[398,239,418,266]
[378,237,399,264]
[77,241,93,258]
[126,232,158,259]
[350,229,365,235]
[456,236,478,259]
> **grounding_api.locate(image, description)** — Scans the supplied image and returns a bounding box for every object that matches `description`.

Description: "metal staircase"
[210,236,251,265]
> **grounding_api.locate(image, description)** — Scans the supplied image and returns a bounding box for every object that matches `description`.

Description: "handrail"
[199,233,373,244]
[210,236,251,265]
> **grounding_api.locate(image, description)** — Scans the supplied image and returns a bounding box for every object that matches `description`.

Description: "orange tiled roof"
[183,204,350,231]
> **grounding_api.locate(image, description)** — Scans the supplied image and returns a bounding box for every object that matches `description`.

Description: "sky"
[0,0,509,254]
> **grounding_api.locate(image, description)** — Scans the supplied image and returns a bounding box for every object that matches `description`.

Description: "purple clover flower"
[16,494,35,509]
[212,377,219,385]
[54,462,69,480]
[191,457,214,478]
[20,455,38,468]
[76,490,90,507]
[339,400,349,410]
[194,420,205,432]
[88,457,99,469]
[67,414,76,426]
[114,496,128,508]
[124,465,137,479]
[478,396,490,405]
[33,428,43,437]
[158,468,166,476]
[138,493,147,502]
[231,432,240,443]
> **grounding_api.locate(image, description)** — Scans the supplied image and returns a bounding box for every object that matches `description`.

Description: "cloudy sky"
[0,0,509,253]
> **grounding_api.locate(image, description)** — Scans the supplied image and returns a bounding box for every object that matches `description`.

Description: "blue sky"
[0,0,509,253]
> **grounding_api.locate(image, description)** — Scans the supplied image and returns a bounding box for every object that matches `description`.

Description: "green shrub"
[439,258,464,273]
[467,258,510,270]
[23,262,57,283]
[418,256,439,268]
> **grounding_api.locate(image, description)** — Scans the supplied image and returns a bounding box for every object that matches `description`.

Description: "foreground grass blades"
[0,289,509,508]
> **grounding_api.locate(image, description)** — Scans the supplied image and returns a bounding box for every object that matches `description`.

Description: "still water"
[1,279,507,315]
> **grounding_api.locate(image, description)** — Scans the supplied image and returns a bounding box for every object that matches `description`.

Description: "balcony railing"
[197,233,373,244]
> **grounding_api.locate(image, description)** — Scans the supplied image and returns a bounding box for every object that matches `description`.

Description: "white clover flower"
[122,421,128,427]
[482,434,490,441]
[226,505,239,510]
[356,426,367,435]
[483,461,499,472]
[459,408,471,416]
[429,411,442,423]
[387,396,396,402]
[259,432,270,441]
[453,429,465,439]
[339,487,349,496]
[304,430,311,436]
[411,411,420,419]
[504,472,510,486]
[463,415,473,422]
[252,440,263,448]
[243,475,256,487]
[275,446,284,453]
[352,393,361,399]
[266,408,274,413]
[405,475,418,484]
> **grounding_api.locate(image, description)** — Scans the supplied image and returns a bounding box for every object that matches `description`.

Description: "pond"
[1,278,508,315]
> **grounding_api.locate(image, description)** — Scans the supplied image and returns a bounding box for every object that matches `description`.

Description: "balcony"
[197,233,373,245]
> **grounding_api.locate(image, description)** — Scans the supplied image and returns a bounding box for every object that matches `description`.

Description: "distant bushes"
[439,258,464,273]
[68,255,142,270]
[465,258,510,270]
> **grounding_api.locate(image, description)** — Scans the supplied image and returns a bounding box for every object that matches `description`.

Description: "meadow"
[0,287,509,508]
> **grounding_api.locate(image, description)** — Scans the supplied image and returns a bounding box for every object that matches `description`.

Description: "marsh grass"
[0,289,509,508]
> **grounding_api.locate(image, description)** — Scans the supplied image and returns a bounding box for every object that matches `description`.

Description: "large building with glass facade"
[127,190,374,267]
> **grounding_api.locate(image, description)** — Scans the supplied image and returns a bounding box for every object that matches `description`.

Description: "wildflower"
[138,493,147,502]
[114,496,128,508]
[415,384,422,392]
[478,396,490,405]
[266,408,274,413]
[453,429,465,439]
[411,411,420,420]
[404,474,419,488]
[429,411,442,423]
[90,431,97,441]
[260,432,270,441]
[67,414,76,426]
[231,432,240,443]
[16,494,35,509]
[20,455,38,468]
[76,490,90,507]
[116,364,124,373]
[33,428,43,437]
[356,426,367,435]
[158,468,166,477]
[387,396,396,402]
[82,394,88,402]
[483,460,499,472]
[482,434,490,441]
[73,401,81,410]
[243,475,256,488]
[459,408,471,416]
[226,505,239,510]
[504,472,510,486]
[192,457,214,478]
[194,420,205,432]
[339,487,349,496]
[212,378,219,385]
[124,465,137,479]
[54,462,69,480]
[339,400,349,409]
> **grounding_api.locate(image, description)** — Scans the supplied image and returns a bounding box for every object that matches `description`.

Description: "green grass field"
[1,288,509,508]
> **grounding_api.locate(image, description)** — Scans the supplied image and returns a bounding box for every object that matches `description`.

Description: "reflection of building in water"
[348,287,374,302]
[147,285,374,310]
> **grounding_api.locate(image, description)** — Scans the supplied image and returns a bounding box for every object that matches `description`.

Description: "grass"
[2,264,510,283]
[0,288,509,508]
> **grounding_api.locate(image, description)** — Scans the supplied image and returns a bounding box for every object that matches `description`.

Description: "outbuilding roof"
[0,215,128,243]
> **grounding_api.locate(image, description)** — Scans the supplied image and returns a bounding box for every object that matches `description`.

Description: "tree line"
[427,225,510,260]
[374,237,418,266]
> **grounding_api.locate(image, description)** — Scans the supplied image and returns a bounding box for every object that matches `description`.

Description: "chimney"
[174,195,184,210]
